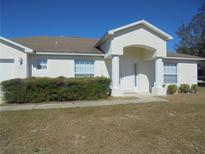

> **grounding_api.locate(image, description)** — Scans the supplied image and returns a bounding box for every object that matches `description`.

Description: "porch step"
[123,91,151,97]
[123,91,137,94]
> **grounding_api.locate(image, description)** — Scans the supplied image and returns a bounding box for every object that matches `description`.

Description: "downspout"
[26,53,29,78]
[25,49,34,78]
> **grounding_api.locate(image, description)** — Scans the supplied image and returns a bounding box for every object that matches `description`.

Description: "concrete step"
[123,91,151,97]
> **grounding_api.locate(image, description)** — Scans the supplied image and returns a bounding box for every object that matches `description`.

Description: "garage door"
[0,59,15,82]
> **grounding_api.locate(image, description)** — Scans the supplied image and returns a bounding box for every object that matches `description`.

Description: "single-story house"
[0,20,204,96]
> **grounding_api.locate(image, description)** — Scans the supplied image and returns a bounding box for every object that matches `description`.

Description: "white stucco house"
[0,20,204,97]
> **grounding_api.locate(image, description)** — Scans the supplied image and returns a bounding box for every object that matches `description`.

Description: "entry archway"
[120,45,156,92]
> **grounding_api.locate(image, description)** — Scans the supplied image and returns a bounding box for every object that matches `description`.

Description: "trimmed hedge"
[1,77,111,103]
[167,85,177,95]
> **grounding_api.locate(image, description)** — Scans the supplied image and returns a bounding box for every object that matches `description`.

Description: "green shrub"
[167,85,177,95]
[1,77,111,103]
[190,84,198,93]
[178,84,190,93]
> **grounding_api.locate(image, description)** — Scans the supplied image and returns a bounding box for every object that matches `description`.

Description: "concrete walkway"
[0,95,168,112]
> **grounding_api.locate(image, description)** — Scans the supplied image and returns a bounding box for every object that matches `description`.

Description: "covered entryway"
[120,46,155,93]
[96,20,173,96]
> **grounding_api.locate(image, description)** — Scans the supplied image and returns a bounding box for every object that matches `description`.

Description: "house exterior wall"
[112,28,167,57]
[0,42,28,82]
[30,55,110,78]
[178,62,198,85]
[0,41,200,99]
[163,59,198,86]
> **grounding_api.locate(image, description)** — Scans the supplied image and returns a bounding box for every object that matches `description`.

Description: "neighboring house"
[0,20,204,96]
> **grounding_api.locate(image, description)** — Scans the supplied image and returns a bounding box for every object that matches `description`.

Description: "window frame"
[74,59,95,77]
[163,62,178,84]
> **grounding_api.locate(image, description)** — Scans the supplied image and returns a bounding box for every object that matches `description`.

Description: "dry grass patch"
[0,88,205,154]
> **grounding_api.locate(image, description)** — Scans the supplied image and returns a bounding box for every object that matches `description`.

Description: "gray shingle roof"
[11,36,103,54]
[10,37,205,59]
[167,52,204,59]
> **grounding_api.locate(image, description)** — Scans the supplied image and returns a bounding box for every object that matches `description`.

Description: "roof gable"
[0,36,33,53]
[96,20,173,47]
[109,20,173,40]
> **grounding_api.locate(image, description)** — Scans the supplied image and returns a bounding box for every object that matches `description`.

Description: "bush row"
[167,84,198,95]
[1,77,111,103]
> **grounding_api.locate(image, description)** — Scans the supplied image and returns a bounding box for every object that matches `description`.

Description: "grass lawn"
[0,88,205,154]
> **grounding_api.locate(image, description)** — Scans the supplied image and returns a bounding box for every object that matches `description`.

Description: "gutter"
[163,57,205,61]
[35,51,105,57]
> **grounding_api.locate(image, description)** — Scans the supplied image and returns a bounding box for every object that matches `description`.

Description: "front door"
[120,59,137,91]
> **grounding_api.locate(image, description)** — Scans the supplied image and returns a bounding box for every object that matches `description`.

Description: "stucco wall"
[100,25,167,58]
[112,27,166,57]
[178,62,197,85]
[0,41,28,82]
[30,55,110,78]
[164,59,198,85]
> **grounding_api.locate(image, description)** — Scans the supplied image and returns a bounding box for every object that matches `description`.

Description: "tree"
[176,1,205,78]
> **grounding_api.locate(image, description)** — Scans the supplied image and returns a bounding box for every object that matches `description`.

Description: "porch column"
[152,57,166,96]
[112,55,120,89]
[154,57,163,88]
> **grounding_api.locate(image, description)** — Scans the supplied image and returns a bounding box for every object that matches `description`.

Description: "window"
[164,63,177,83]
[75,60,94,77]
[37,59,47,70]
[0,59,14,63]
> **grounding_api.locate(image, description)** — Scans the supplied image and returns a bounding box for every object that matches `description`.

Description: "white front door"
[120,59,137,91]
